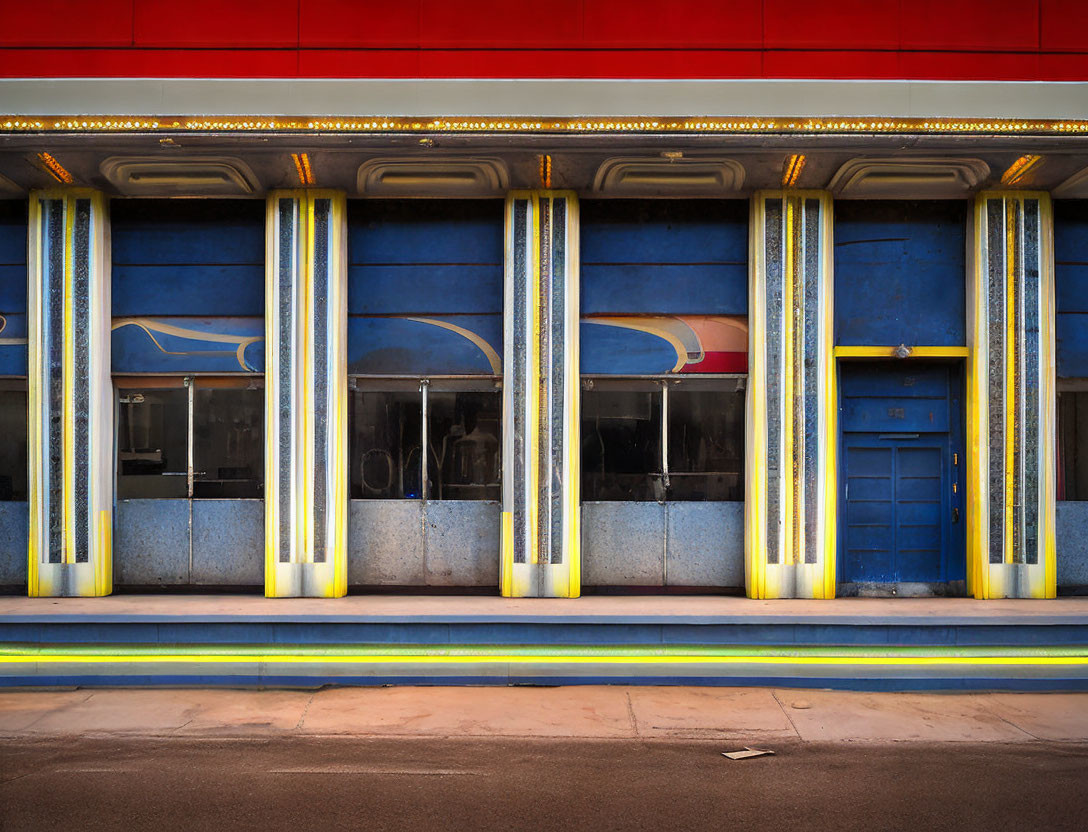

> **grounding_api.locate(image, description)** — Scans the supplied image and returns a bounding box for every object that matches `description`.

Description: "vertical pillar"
[501,191,580,598]
[27,190,112,597]
[746,191,836,599]
[265,190,348,597]
[967,193,1056,599]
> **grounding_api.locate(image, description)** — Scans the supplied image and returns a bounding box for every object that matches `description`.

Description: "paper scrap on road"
[722,747,775,760]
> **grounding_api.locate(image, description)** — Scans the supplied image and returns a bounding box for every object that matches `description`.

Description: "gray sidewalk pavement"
[1,686,1087,744]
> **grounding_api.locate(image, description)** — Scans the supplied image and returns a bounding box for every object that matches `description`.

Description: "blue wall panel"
[580,200,747,315]
[834,201,966,347]
[348,315,500,375]
[0,200,27,376]
[580,322,677,375]
[348,200,503,315]
[111,200,264,373]
[1056,200,1088,379]
[348,200,503,374]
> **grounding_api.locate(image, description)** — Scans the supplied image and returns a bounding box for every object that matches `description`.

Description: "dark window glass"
[192,387,263,498]
[581,390,663,501]
[350,390,423,499]
[428,391,502,501]
[667,390,745,501]
[117,387,188,498]
[1059,391,1088,500]
[0,386,27,501]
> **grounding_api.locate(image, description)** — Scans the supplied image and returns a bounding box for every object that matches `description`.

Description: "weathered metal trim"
[27,189,112,597]
[968,192,1056,598]
[264,190,348,597]
[746,191,835,599]
[501,191,580,597]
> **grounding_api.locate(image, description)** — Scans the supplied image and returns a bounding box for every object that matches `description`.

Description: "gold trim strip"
[4,116,1088,135]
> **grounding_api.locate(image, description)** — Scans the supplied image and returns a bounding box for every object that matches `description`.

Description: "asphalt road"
[2,737,1086,832]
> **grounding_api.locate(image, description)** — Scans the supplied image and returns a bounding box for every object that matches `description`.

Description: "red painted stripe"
[2,48,1087,80]
[1,0,1087,81]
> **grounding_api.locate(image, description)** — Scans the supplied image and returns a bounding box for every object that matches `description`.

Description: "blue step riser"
[2,622,1087,646]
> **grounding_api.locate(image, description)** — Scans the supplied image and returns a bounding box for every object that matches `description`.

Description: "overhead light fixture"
[782,154,806,187]
[291,152,315,186]
[538,154,552,188]
[37,152,73,184]
[1000,155,1043,185]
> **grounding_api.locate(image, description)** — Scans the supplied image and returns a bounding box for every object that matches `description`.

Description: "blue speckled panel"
[191,499,263,586]
[114,499,190,586]
[834,201,967,347]
[0,501,27,586]
[580,200,747,315]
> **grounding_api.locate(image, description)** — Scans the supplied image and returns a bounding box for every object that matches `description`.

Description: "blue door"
[839,362,965,584]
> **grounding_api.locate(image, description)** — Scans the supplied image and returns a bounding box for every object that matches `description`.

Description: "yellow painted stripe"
[819,193,836,599]
[2,654,1084,667]
[263,195,281,596]
[833,346,970,359]
[564,195,581,598]
[528,195,541,566]
[62,196,75,566]
[1040,195,1058,598]
[302,194,315,565]
[26,197,43,596]
[1005,198,1017,566]
[500,510,513,596]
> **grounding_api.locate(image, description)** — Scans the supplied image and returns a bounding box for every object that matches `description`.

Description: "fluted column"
[967,192,1056,599]
[27,190,112,597]
[265,190,348,597]
[501,191,580,598]
[746,191,836,599]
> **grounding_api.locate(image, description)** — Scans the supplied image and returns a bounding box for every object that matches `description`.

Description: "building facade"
[2,2,1088,604]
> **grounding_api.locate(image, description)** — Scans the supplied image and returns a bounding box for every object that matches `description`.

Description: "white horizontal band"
[2,78,1087,120]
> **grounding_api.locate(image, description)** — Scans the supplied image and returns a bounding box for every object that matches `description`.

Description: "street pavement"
[1,687,1087,831]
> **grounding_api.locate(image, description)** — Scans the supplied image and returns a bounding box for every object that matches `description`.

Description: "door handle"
[952,507,960,524]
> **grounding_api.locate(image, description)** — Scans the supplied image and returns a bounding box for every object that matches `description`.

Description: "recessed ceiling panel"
[593,157,745,197]
[828,157,990,198]
[357,158,508,196]
[100,156,259,196]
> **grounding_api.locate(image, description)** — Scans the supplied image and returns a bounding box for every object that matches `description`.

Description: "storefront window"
[350,380,501,501]
[117,387,188,498]
[0,382,27,501]
[116,379,263,499]
[192,387,263,498]
[581,379,744,502]
[1059,389,1088,500]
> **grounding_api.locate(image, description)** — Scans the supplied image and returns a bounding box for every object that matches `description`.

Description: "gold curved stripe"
[403,317,502,374]
[112,317,263,371]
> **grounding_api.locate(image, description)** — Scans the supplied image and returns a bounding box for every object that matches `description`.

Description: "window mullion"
[420,379,429,503]
[185,377,194,499]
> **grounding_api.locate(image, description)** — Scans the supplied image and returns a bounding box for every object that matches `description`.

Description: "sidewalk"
[2,686,1086,743]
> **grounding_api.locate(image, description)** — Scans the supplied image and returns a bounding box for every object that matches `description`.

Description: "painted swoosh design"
[403,316,502,374]
[583,316,700,372]
[112,317,263,372]
[0,314,28,345]
[584,315,748,373]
